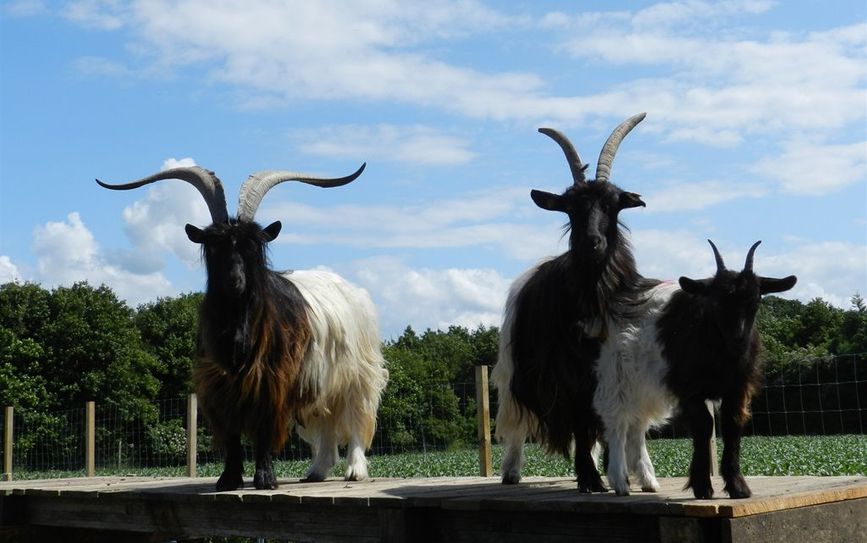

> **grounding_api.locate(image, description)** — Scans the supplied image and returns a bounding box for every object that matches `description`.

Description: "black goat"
[491,113,659,492]
[593,240,797,498]
[98,166,388,491]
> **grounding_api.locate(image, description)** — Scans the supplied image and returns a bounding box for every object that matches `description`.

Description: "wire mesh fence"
[2,354,864,477]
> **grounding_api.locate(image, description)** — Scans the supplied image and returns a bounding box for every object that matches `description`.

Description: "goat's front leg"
[626,422,659,492]
[602,420,631,496]
[719,394,751,498]
[574,424,607,493]
[253,430,278,490]
[684,398,715,499]
[216,433,244,491]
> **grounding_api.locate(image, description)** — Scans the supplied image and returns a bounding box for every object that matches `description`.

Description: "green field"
[9,434,865,480]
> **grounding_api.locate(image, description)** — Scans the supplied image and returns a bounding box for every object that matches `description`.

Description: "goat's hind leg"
[300,420,338,482]
[627,423,659,492]
[496,395,529,484]
[216,433,244,491]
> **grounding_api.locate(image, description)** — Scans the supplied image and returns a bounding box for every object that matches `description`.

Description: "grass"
[8,434,865,480]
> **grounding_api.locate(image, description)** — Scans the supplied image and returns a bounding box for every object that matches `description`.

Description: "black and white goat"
[98,166,388,491]
[491,113,659,492]
[595,240,796,498]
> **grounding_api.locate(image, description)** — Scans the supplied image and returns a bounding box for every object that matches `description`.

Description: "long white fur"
[593,281,679,495]
[285,269,389,481]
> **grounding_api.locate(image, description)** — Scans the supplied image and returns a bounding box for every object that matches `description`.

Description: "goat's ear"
[262,221,282,242]
[619,191,646,210]
[679,276,712,295]
[185,224,206,244]
[759,275,797,295]
[530,190,566,212]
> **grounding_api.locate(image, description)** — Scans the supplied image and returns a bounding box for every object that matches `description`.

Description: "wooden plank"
[186,393,197,478]
[476,365,493,478]
[85,402,95,477]
[2,407,12,481]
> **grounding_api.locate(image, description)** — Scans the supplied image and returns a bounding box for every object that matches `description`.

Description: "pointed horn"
[237,163,365,222]
[745,240,762,272]
[595,112,646,184]
[538,128,588,185]
[708,239,726,272]
[96,167,229,224]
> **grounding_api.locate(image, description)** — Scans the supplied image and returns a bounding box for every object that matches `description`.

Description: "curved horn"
[96,167,229,224]
[538,128,588,185]
[744,240,762,272]
[708,239,726,272]
[595,112,646,184]
[237,163,366,222]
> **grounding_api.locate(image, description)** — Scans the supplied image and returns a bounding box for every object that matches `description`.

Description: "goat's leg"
[684,398,714,499]
[626,423,659,492]
[302,423,338,482]
[253,431,278,490]
[216,433,244,491]
[719,395,751,498]
[345,432,369,482]
[496,394,528,484]
[603,420,630,496]
[575,425,607,493]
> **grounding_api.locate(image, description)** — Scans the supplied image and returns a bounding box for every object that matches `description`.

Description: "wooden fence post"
[475,365,493,477]
[86,401,95,477]
[3,406,12,481]
[187,393,197,478]
[707,400,719,477]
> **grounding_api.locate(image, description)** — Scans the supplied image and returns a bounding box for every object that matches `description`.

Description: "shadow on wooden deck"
[1,475,865,542]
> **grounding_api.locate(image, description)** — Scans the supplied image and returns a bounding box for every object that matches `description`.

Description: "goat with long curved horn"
[96,167,230,224]
[237,163,366,222]
[744,240,761,272]
[595,112,646,184]
[708,239,727,272]
[538,128,588,185]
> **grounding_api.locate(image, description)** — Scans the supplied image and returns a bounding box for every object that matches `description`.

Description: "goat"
[594,240,796,498]
[491,113,660,492]
[97,165,389,490]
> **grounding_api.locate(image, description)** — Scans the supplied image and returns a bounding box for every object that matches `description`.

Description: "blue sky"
[1,0,865,339]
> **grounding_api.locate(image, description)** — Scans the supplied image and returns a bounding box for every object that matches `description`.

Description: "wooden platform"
[2,475,865,542]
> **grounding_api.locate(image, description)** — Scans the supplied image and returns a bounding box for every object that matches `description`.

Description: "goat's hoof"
[215,472,244,492]
[502,472,521,485]
[615,489,631,497]
[254,470,278,490]
[302,471,327,483]
[724,476,751,499]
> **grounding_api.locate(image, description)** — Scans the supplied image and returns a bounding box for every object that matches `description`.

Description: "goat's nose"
[590,235,606,253]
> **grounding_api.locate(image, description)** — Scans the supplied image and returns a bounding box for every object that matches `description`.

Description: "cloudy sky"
[1,0,865,339]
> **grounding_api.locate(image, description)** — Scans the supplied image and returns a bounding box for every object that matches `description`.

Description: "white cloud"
[262,186,562,260]
[2,0,46,17]
[643,179,769,212]
[0,256,20,284]
[752,140,867,195]
[55,1,863,149]
[296,125,476,166]
[633,230,867,308]
[31,212,175,304]
[349,256,510,337]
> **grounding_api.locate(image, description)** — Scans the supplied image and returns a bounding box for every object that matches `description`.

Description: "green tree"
[135,292,202,399]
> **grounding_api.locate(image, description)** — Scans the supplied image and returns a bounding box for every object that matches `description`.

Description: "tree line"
[0,281,864,467]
